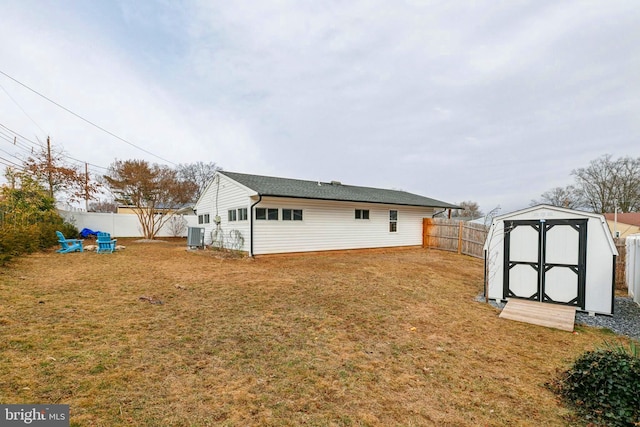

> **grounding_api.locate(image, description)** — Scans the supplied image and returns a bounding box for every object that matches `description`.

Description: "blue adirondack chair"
[96,232,117,254]
[56,231,83,253]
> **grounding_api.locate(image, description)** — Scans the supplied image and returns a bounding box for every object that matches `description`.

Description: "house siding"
[195,174,252,251]
[253,197,434,255]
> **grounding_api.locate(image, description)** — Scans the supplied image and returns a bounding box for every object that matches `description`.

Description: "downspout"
[249,194,262,257]
[433,208,447,218]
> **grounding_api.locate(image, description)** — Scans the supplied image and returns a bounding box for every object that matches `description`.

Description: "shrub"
[552,341,640,426]
[0,218,77,265]
[0,175,78,265]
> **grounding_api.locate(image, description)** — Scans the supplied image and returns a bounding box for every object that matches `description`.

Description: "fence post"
[458,222,463,254]
[423,218,433,248]
[422,218,427,248]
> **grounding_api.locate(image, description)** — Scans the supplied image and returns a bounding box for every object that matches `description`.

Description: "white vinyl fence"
[626,234,640,305]
[58,209,199,238]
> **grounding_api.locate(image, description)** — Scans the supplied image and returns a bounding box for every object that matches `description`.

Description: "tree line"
[532,154,640,213]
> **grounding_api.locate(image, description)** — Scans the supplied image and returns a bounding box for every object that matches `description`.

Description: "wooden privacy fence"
[423,218,488,259]
[614,238,626,291]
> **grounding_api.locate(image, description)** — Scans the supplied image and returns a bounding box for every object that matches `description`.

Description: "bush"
[0,218,78,265]
[0,175,78,265]
[552,341,640,426]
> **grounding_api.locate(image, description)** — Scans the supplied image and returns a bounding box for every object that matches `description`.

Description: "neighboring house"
[194,171,459,256]
[603,212,640,238]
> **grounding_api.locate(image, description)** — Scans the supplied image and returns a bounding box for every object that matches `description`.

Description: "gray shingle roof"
[221,171,459,209]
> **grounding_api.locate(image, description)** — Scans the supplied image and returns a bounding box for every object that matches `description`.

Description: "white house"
[193,171,459,256]
[484,205,619,315]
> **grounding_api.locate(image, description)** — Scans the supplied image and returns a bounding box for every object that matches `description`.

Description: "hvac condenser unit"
[187,227,205,249]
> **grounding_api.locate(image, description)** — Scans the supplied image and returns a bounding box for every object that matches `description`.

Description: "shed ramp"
[499,299,576,332]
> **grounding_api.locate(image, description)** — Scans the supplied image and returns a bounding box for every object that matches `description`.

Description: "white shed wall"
[252,197,433,255]
[485,220,506,300]
[484,205,617,314]
[584,218,616,313]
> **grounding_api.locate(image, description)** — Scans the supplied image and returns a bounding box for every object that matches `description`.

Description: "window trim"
[256,207,279,221]
[283,209,303,221]
[355,209,370,220]
[238,207,248,221]
[389,210,398,232]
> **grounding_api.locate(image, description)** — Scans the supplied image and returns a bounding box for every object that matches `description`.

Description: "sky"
[1,0,639,214]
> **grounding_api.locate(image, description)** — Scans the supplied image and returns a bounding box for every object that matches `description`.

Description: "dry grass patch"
[0,239,629,426]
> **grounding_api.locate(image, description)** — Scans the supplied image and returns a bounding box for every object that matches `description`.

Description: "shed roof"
[220,171,459,209]
[486,204,618,255]
[494,204,604,221]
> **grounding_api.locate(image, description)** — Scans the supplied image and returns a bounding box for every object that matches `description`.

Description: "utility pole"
[614,198,618,239]
[85,162,89,211]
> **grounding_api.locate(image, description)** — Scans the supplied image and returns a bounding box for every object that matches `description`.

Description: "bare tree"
[611,156,640,212]
[452,201,483,219]
[88,200,118,213]
[104,160,197,239]
[483,205,501,228]
[177,161,221,202]
[571,154,640,213]
[168,215,188,237]
[530,185,584,209]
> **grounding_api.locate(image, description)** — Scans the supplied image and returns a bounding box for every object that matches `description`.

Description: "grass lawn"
[0,239,629,426]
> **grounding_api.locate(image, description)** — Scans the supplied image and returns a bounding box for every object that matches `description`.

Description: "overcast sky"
[1,0,639,214]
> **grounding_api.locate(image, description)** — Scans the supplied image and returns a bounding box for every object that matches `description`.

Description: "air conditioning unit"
[187,227,205,249]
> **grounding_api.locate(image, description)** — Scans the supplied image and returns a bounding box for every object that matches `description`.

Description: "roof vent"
[331,180,341,186]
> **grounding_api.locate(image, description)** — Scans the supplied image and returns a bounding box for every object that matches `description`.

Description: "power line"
[0,122,109,171]
[0,122,45,148]
[0,69,177,165]
[0,131,38,156]
[0,81,48,135]
[0,154,24,169]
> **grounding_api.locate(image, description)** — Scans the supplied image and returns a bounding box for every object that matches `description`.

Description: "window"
[238,208,248,221]
[198,214,211,224]
[256,208,279,220]
[283,209,303,221]
[204,214,210,224]
[228,209,237,222]
[389,210,398,232]
[198,215,203,224]
[355,209,370,220]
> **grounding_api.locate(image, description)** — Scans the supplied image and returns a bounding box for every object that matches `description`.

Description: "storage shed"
[484,205,618,315]
[626,234,640,306]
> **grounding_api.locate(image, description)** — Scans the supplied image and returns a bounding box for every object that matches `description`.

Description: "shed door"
[503,219,587,309]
